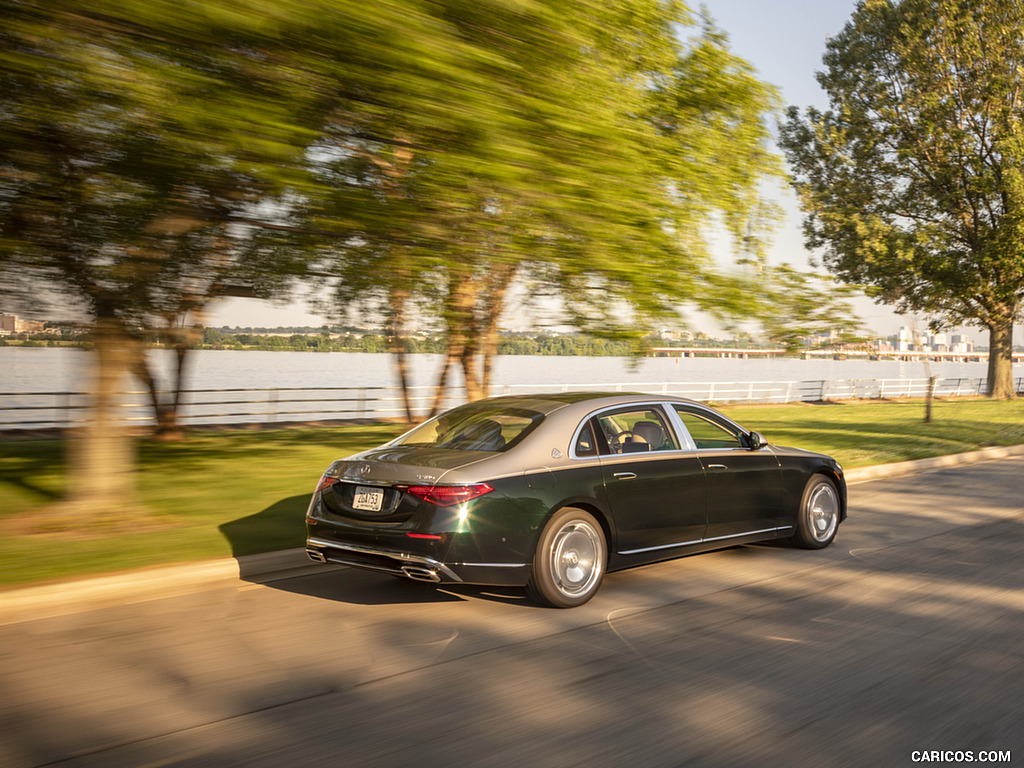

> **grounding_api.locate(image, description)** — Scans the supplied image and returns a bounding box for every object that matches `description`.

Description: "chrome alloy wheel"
[550,520,603,598]
[807,481,838,543]
[528,507,607,607]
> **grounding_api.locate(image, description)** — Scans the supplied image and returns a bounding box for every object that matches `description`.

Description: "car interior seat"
[630,420,665,451]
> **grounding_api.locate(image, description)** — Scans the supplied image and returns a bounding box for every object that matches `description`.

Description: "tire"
[526,507,607,608]
[790,474,840,549]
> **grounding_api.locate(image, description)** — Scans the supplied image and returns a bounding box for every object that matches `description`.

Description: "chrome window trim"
[617,526,794,556]
[569,418,601,460]
[597,451,704,466]
[568,401,689,460]
[670,402,752,447]
[664,405,698,450]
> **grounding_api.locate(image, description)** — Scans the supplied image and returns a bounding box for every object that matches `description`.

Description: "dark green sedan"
[306,392,846,608]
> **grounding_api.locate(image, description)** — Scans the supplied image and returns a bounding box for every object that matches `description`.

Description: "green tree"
[203,328,226,347]
[315,2,782,415]
[360,334,386,354]
[0,0,335,523]
[752,264,869,352]
[780,0,1024,398]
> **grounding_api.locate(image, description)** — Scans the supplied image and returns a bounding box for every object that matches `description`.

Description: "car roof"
[466,392,707,416]
[410,392,747,484]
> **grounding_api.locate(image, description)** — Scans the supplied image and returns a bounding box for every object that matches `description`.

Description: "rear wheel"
[790,474,839,549]
[527,507,606,608]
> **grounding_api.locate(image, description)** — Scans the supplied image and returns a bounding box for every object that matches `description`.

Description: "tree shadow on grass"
[0,441,65,510]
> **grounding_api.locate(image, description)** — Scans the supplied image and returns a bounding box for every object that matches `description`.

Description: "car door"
[671,404,785,541]
[591,404,708,555]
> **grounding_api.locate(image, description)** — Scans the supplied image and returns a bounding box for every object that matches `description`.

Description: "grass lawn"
[1,398,1023,589]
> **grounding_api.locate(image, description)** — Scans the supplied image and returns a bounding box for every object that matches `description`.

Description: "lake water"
[0,346,1001,392]
[1,347,1011,427]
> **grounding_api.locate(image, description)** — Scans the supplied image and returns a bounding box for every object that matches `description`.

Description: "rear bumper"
[306,536,531,587]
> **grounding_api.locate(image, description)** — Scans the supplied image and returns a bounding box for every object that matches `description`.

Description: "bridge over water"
[647,346,1021,363]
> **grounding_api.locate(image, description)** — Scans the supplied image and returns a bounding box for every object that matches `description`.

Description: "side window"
[674,407,743,449]
[574,420,599,457]
[596,407,679,454]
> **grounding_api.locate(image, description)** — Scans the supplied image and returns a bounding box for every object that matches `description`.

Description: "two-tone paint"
[305,393,847,586]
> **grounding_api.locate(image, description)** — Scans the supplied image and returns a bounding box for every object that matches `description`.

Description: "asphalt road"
[2,458,1023,768]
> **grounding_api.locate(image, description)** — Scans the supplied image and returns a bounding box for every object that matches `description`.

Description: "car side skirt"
[609,525,796,571]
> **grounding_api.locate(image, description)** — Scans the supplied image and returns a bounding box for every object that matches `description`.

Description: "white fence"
[496,377,997,403]
[1,376,1018,431]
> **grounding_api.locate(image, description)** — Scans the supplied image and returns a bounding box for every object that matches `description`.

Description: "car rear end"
[305,402,551,586]
[306,457,531,585]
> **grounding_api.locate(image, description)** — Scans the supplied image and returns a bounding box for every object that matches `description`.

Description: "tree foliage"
[310,2,784,413]
[0,0,343,517]
[0,0,794,525]
[780,0,1024,398]
[750,264,869,352]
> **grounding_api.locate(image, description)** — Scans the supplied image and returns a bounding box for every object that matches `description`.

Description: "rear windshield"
[394,405,544,452]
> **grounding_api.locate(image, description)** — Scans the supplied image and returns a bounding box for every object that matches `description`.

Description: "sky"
[205,0,954,339]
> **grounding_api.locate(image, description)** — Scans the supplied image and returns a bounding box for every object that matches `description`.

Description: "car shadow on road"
[264,567,532,607]
[220,494,533,608]
[218,493,309,558]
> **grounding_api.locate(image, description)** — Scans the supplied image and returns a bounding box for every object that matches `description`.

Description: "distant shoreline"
[0,340,1002,358]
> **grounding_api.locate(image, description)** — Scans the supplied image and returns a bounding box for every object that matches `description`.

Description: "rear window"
[393,405,544,452]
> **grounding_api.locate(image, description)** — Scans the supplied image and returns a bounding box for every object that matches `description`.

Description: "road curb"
[843,443,1024,484]
[3,443,1023,625]
[0,547,343,626]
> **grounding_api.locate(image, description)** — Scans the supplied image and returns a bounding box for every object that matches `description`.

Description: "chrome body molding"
[452,561,529,568]
[701,526,794,544]
[306,536,464,582]
[618,526,795,556]
[618,539,703,556]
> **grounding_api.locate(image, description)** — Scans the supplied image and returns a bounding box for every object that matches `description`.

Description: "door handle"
[706,464,728,471]
[613,472,637,480]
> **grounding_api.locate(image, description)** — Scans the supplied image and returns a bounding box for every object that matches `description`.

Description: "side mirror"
[747,431,766,450]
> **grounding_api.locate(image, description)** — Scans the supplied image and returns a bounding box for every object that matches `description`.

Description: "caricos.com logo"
[911,751,1012,763]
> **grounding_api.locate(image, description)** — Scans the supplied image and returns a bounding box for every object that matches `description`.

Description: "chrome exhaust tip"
[306,549,327,563]
[401,565,441,583]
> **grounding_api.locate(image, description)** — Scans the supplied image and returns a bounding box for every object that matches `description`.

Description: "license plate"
[352,486,384,512]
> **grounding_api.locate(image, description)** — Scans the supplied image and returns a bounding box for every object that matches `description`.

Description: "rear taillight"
[405,484,494,506]
[314,475,339,494]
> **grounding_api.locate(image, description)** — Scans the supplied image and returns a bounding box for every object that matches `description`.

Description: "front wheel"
[790,474,840,549]
[527,507,606,608]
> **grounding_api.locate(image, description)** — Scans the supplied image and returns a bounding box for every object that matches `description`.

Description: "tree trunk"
[128,320,192,440]
[479,262,517,395]
[460,343,484,403]
[64,318,140,524]
[431,270,484,410]
[392,341,415,423]
[128,338,162,432]
[387,288,415,423]
[986,319,1016,399]
[453,278,484,402]
[427,351,455,419]
[161,336,191,440]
